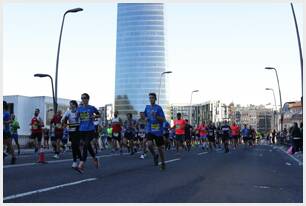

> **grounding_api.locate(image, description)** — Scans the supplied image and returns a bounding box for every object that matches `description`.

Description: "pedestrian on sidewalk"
[272,129,276,144]
[291,122,301,154]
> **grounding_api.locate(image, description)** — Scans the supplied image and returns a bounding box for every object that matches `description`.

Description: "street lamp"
[34,73,57,116]
[158,71,172,104]
[265,67,283,131]
[189,90,199,125]
[55,7,83,114]
[290,3,303,105]
[265,88,277,111]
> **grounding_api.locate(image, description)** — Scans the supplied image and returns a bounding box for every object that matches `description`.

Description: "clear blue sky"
[3,2,303,108]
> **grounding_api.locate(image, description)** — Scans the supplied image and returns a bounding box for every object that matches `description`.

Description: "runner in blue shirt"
[144,93,166,170]
[3,101,16,164]
[76,93,100,173]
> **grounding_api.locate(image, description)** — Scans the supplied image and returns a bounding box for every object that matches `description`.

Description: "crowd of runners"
[3,93,302,172]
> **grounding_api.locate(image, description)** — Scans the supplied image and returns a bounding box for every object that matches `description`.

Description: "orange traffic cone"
[37,147,47,164]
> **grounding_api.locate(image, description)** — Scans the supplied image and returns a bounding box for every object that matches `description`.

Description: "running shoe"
[11,157,16,164]
[154,154,159,166]
[72,162,78,169]
[139,154,145,159]
[53,154,59,159]
[160,162,166,171]
[93,158,100,169]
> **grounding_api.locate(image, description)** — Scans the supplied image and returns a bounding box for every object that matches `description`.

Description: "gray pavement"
[3,144,303,203]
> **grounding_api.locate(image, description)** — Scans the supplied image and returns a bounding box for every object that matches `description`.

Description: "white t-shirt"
[62,110,79,132]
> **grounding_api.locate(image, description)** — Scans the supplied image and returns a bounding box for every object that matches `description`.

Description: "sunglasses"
[81,97,88,100]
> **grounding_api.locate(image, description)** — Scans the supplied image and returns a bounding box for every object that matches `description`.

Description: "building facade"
[115,3,168,120]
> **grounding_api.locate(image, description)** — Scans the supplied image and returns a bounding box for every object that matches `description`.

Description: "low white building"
[3,95,72,146]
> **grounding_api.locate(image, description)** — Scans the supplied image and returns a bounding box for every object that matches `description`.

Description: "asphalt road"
[3,144,303,203]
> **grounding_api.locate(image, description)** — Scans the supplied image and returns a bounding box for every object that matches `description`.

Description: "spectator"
[272,129,276,144]
[291,122,301,154]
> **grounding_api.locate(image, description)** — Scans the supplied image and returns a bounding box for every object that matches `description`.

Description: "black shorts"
[185,135,192,141]
[112,132,122,141]
[79,131,96,141]
[3,131,11,140]
[124,132,136,140]
[31,132,43,142]
[232,135,238,140]
[147,133,164,147]
[175,134,185,142]
[164,133,169,140]
[222,136,230,142]
[137,132,146,141]
[208,136,215,142]
[69,131,80,142]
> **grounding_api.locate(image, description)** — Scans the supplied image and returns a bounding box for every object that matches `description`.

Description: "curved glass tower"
[115,3,168,119]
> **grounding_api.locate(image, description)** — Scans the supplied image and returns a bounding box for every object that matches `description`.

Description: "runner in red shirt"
[30,108,44,153]
[196,121,208,151]
[51,110,64,159]
[230,122,240,149]
[172,113,187,153]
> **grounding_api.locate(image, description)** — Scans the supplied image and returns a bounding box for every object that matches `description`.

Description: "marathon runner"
[10,114,20,155]
[241,124,249,148]
[184,119,193,152]
[173,113,187,153]
[163,120,171,151]
[30,108,44,153]
[216,124,223,148]
[123,113,137,155]
[207,121,216,151]
[137,112,147,159]
[51,110,64,159]
[111,111,123,154]
[62,100,81,169]
[230,122,240,149]
[76,93,100,173]
[144,93,166,170]
[3,101,16,164]
[221,120,231,153]
[197,121,208,151]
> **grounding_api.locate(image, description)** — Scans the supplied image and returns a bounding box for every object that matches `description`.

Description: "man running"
[76,93,100,173]
[111,111,123,154]
[173,113,187,153]
[123,113,137,155]
[51,110,64,159]
[10,114,21,155]
[197,121,208,151]
[3,101,16,164]
[221,120,231,153]
[241,124,249,148]
[62,100,81,169]
[184,119,193,152]
[163,120,171,151]
[144,93,166,170]
[137,112,147,159]
[207,121,216,151]
[30,108,44,153]
[230,122,240,149]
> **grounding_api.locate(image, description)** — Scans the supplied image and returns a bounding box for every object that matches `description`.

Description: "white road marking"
[197,152,209,155]
[285,162,292,166]
[3,153,133,169]
[3,178,97,201]
[254,185,270,189]
[163,158,180,164]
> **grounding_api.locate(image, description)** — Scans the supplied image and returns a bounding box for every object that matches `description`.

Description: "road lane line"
[263,144,302,166]
[197,152,208,155]
[3,178,97,201]
[3,153,135,169]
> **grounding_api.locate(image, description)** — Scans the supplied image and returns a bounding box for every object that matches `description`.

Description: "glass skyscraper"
[115,3,168,119]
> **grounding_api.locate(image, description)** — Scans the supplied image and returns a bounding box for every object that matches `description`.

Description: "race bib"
[151,124,160,131]
[176,125,180,129]
[80,112,90,121]
[113,132,119,137]
[209,131,214,136]
[55,123,62,128]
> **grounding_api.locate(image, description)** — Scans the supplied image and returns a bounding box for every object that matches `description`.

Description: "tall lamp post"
[55,8,83,114]
[290,3,303,105]
[266,88,278,131]
[189,90,199,125]
[158,71,172,104]
[265,67,283,131]
[34,73,57,116]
